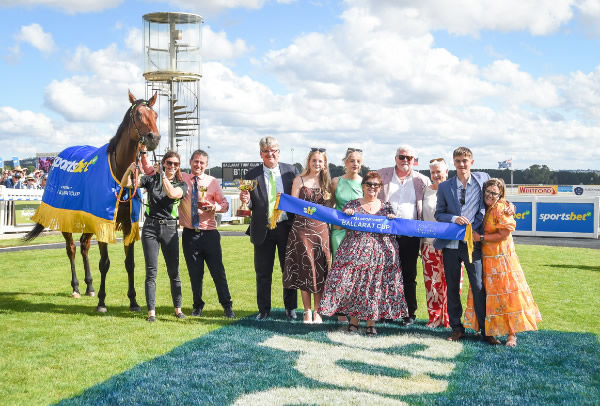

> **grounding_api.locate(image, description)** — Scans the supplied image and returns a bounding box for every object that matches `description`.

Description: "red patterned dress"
[464,200,542,335]
[318,199,408,320]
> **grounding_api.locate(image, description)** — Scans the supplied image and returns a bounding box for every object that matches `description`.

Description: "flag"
[498,159,512,169]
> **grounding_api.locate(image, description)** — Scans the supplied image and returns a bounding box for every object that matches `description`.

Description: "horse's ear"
[128,90,136,104]
[148,92,157,108]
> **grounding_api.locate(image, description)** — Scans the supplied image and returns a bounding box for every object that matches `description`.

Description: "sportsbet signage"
[536,202,595,233]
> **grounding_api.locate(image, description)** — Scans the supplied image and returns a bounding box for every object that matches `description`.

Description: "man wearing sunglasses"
[240,136,299,321]
[377,145,431,326]
[434,146,491,343]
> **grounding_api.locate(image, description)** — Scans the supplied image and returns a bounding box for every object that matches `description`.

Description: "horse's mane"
[107,98,147,154]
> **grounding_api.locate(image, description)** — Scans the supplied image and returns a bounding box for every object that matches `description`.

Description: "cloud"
[167,0,266,15]
[345,0,576,37]
[0,0,122,14]
[14,23,56,54]
[203,25,252,61]
[576,0,600,38]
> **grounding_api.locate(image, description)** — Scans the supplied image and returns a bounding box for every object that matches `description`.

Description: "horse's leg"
[125,242,141,311]
[96,242,110,313]
[63,232,80,298]
[80,233,95,296]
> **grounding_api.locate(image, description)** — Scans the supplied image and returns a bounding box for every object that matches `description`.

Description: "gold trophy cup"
[197,185,210,210]
[234,179,258,217]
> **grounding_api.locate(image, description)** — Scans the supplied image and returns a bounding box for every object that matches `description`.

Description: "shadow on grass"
[57,309,600,405]
[546,264,600,272]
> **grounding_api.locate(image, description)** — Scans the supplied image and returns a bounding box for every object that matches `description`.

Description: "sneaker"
[224,306,236,318]
[191,308,202,317]
[147,315,156,322]
[175,312,186,319]
[403,316,415,326]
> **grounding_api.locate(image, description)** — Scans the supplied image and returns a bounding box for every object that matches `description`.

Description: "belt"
[146,218,178,225]
[184,227,215,233]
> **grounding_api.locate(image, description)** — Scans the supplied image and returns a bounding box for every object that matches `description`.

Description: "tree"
[522,164,556,184]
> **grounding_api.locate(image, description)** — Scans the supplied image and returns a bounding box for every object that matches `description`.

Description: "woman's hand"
[344,208,355,216]
[473,231,481,242]
[386,213,396,220]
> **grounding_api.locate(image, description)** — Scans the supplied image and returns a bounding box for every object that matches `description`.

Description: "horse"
[24,90,160,312]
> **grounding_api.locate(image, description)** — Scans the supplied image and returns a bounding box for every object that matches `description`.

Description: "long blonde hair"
[300,149,332,200]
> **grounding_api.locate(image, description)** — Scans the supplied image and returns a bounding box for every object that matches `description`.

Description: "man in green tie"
[240,136,299,321]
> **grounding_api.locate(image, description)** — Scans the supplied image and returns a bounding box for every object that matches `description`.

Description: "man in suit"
[378,145,431,325]
[434,146,499,344]
[240,136,299,321]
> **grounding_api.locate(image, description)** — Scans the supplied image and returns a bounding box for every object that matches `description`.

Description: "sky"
[1,0,600,171]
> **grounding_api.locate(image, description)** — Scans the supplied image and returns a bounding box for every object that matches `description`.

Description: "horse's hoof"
[96,306,107,313]
[85,291,96,297]
[130,305,142,312]
[72,292,81,298]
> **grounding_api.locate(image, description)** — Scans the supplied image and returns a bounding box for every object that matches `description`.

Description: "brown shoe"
[447,330,464,341]
[483,335,501,345]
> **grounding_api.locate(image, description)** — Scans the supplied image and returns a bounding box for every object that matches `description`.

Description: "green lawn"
[0,236,598,405]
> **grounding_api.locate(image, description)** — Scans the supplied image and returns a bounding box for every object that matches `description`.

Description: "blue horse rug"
[32,144,141,244]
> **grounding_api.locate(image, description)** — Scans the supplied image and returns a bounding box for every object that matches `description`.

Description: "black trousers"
[182,228,232,311]
[141,218,182,311]
[396,235,421,318]
[254,221,297,313]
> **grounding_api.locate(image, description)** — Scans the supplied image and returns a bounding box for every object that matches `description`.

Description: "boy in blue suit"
[434,147,500,344]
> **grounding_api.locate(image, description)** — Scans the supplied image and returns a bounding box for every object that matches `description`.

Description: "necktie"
[268,169,277,217]
[191,176,199,228]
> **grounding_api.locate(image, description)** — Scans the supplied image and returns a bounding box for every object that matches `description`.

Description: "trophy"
[197,185,210,210]
[234,179,258,217]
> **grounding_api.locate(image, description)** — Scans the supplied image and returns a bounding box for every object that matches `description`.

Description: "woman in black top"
[125,151,188,322]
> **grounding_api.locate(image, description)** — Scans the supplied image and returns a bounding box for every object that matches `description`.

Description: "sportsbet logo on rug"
[61,311,599,405]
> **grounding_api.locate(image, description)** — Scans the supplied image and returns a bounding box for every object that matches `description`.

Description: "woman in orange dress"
[465,178,541,346]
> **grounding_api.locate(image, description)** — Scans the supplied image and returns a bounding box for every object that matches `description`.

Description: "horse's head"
[128,91,160,151]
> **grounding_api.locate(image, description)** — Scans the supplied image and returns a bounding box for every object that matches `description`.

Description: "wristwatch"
[480,235,484,242]
[140,151,147,155]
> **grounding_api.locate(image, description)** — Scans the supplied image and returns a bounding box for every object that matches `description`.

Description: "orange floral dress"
[465,201,542,335]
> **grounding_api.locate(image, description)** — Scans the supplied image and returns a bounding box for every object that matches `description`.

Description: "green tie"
[269,169,277,217]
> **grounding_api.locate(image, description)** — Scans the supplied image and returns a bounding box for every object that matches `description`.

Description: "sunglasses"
[396,155,414,161]
[311,147,326,152]
[164,161,180,167]
[460,188,466,206]
[364,182,381,188]
[430,157,444,163]
[346,148,362,153]
[260,149,280,155]
[485,190,500,198]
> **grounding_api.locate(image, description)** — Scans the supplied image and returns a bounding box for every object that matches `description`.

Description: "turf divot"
[58,310,600,405]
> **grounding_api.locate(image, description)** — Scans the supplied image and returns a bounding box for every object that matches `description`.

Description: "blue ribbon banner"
[276,193,467,241]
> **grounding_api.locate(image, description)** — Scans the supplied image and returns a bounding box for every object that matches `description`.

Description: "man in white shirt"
[378,145,431,325]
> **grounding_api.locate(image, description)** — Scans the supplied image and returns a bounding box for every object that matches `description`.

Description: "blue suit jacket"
[433,172,489,250]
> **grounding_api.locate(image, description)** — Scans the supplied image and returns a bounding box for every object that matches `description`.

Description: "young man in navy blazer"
[434,147,500,344]
[240,136,299,321]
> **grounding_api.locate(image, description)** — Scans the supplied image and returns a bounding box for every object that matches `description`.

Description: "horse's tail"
[22,223,45,242]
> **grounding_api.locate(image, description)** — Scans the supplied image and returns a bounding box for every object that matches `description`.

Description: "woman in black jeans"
[125,151,188,322]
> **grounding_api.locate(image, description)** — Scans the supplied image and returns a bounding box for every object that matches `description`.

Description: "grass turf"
[0,236,598,404]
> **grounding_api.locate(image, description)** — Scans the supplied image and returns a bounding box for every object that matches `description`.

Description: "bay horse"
[24,91,160,312]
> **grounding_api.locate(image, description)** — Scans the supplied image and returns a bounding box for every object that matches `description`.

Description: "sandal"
[313,311,323,324]
[347,322,359,333]
[303,310,313,324]
[506,334,517,347]
[366,326,377,336]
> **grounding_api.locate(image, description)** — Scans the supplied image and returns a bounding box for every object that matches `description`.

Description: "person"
[240,136,299,321]
[421,158,463,328]
[434,147,493,342]
[331,148,363,259]
[179,149,235,319]
[4,168,24,189]
[465,178,542,346]
[377,145,431,325]
[23,174,37,189]
[40,174,48,189]
[319,171,408,336]
[283,148,332,324]
[131,151,188,322]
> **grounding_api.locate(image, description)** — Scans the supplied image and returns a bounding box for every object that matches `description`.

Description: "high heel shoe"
[303,309,313,324]
[313,311,323,324]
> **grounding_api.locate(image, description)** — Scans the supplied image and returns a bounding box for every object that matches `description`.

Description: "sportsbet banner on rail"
[274,193,470,241]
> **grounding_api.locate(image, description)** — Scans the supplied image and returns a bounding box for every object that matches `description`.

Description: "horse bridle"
[115,100,157,203]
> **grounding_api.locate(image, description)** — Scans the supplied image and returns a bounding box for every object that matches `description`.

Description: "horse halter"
[129,101,154,146]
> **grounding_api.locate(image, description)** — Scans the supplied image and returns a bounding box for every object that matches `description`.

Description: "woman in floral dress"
[319,171,408,336]
[465,178,542,346]
[283,148,332,324]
